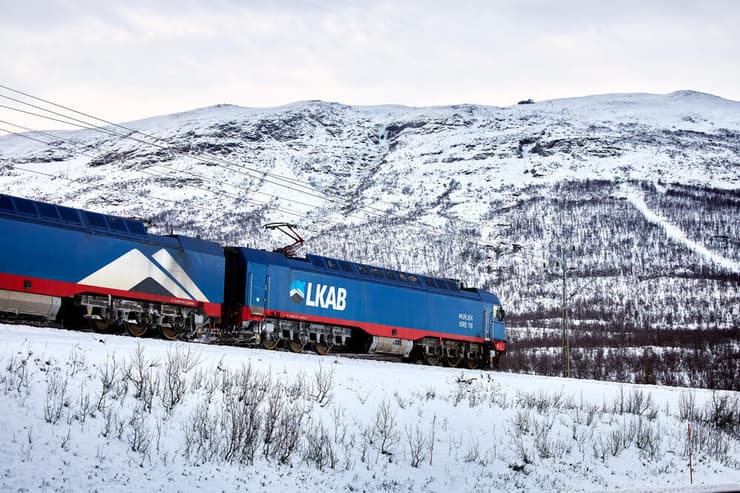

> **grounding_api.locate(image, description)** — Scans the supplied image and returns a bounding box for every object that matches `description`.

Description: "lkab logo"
[289,280,306,303]
[289,279,346,311]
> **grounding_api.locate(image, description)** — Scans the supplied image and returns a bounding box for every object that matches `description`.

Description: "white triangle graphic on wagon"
[152,249,209,302]
[78,249,192,300]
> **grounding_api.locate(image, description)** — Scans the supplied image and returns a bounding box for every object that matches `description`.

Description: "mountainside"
[0,91,739,335]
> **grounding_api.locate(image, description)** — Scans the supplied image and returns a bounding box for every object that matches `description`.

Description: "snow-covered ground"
[1,323,737,492]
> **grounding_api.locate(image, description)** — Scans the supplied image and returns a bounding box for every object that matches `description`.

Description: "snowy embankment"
[619,185,740,274]
[0,324,738,493]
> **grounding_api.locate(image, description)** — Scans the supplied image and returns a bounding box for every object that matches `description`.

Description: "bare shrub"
[125,344,159,411]
[127,406,151,455]
[95,355,120,412]
[273,400,307,464]
[532,415,557,459]
[101,408,115,438]
[67,345,85,377]
[511,433,533,466]
[161,345,201,413]
[4,347,34,395]
[464,438,482,464]
[285,370,308,401]
[704,391,739,437]
[368,400,399,459]
[262,382,284,459]
[60,427,71,451]
[310,362,334,407]
[516,388,569,413]
[605,427,628,457]
[688,422,735,466]
[184,399,219,463]
[405,424,427,467]
[624,388,657,419]
[44,372,68,424]
[220,367,264,465]
[678,390,698,422]
[75,382,92,423]
[428,414,437,466]
[610,387,658,419]
[633,417,661,459]
[451,375,471,406]
[303,419,337,470]
[513,409,532,435]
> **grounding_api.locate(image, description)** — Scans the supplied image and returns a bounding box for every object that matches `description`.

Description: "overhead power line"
[0,84,508,251]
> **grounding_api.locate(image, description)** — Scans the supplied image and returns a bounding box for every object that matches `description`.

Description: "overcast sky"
[1,0,738,127]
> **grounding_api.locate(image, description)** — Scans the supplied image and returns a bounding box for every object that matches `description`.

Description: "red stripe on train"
[0,272,222,317]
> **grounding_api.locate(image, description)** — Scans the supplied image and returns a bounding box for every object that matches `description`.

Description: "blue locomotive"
[0,193,507,368]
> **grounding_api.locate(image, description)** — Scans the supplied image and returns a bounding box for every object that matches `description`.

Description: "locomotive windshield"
[494,304,505,321]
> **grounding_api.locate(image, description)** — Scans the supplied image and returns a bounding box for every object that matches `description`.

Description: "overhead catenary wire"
[0,124,319,227]
[0,86,386,219]
[0,85,508,250]
[0,120,512,276]
[0,83,402,217]
[0,113,371,226]
[0,84,504,238]
[0,99,380,224]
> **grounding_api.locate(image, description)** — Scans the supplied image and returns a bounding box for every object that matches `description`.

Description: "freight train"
[0,193,507,368]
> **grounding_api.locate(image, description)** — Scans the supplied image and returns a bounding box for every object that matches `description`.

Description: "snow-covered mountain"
[0,90,738,332]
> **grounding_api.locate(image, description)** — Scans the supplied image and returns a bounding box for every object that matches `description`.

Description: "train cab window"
[370,267,384,278]
[14,198,38,216]
[107,216,128,233]
[357,265,370,276]
[398,272,409,282]
[125,220,146,235]
[325,259,339,270]
[0,196,15,212]
[84,211,109,230]
[58,206,82,224]
[37,203,60,220]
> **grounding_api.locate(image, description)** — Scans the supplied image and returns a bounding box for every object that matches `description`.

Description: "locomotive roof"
[0,193,221,255]
[239,247,500,303]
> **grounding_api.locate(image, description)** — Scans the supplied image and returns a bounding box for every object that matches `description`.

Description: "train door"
[247,263,269,316]
[482,306,493,340]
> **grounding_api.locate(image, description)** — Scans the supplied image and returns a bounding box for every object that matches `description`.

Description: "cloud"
[0,0,738,128]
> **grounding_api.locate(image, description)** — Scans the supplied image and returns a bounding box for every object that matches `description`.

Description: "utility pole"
[560,246,570,378]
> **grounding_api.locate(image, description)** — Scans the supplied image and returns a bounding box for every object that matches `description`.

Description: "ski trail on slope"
[619,186,740,273]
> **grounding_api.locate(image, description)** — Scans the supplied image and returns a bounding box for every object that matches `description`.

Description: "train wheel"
[315,341,332,355]
[159,325,178,341]
[446,353,461,368]
[464,357,479,370]
[423,352,441,366]
[261,333,280,350]
[126,321,147,338]
[89,318,109,332]
[288,339,305,353]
